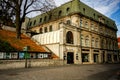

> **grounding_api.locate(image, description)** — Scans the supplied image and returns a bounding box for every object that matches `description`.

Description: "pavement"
[0,64,120,80]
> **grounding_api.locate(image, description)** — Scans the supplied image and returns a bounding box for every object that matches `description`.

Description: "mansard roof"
[26,0,117,31]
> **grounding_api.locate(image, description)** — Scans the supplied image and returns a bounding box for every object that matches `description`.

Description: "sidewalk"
[0,64,120,80]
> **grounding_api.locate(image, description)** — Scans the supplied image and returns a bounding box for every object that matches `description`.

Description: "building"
[24,0,119,64]
[117,37,120,60]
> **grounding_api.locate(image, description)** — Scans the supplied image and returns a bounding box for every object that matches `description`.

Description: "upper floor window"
[39,28,43,34]
[81,35,84,46]
[49,14,52,20]
[95,38,99,48]
[85,21,88,28]
[85,36,89,47]
[66,7,70,14]
[58,10,62,16]
[66,31,74,44]
[29,22,32,26]
[94,25,98,31]
[44,16,47,21]
[66,20,71,24]
[44,27,47,33]
[39,18,42,23]
[49,25,52,32]
[80,19,83,27]
[91,23,94,30]
[83,8,85,14]
[34,20,36,25]
[91,37,95,47]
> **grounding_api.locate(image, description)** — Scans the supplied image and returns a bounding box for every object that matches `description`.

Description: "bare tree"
[0,0,15,27]
[1,0,56,39]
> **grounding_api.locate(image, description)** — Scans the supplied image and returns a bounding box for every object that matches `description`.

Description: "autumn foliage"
[0,30,46,52]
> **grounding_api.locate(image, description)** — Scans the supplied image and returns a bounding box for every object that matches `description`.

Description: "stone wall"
[2,25,16,32]
[0,59,66,70]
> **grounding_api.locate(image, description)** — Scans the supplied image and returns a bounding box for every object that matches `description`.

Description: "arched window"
[85,36,89,47]
[39,28,43,34]
[66,31,74,44]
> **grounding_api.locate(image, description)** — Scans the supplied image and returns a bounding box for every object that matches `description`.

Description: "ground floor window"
[107,54,112,61]
[82,53,89,62]
[113,55,118,61]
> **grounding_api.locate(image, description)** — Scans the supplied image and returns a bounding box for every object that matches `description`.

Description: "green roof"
[26,0,117,31]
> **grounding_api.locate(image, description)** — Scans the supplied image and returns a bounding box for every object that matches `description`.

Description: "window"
[91,37,95,47]
[94,26,98,31]
[85,21,88,28]
[95,38,99,48]
[44,16,47,21]
[49,14,52,20]
[91,23,94,30]
[33,20,36,25]
[83,8,85,14]
[66,31,74,44]
[39,28,43,34]
[39,18,42,23]
[82,53,89,62]
[66,7,70,14]
[81,35,84,46]
[44,27,47,33]
[80,19,83,27]
[58,10,62,16]
[66,20,71,24]
[49,25,52,32]
[93,13,95,18]
[29,22,32,26]
[85,36,89,47]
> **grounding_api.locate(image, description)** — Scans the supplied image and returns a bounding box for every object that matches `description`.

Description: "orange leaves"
[0,30,46,52]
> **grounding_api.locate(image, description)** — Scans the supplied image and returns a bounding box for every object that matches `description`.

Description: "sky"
[28,0,120,37]
[54,0,120,37]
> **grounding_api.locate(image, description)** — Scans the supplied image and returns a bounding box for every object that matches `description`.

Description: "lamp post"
[23,46,30,68]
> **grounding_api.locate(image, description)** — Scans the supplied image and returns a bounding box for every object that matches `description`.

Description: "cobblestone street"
[0,64,120,80]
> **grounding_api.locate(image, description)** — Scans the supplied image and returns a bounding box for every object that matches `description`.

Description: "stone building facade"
[25,0,119,64]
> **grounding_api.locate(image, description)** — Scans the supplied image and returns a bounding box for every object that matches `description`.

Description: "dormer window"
[29,22,32,26]
[66,7,70,14]
[39,18,42,23]
[33,20,36,25]
[83,8,85,14]
[59,10,62,16]
[44,16,47,21]
[49,14,52,20]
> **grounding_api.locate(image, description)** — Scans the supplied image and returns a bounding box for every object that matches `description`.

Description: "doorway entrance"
[94,54,99,63]
[67,52,74,64]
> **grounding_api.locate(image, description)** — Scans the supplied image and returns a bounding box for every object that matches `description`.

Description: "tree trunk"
[15,5,21,39]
